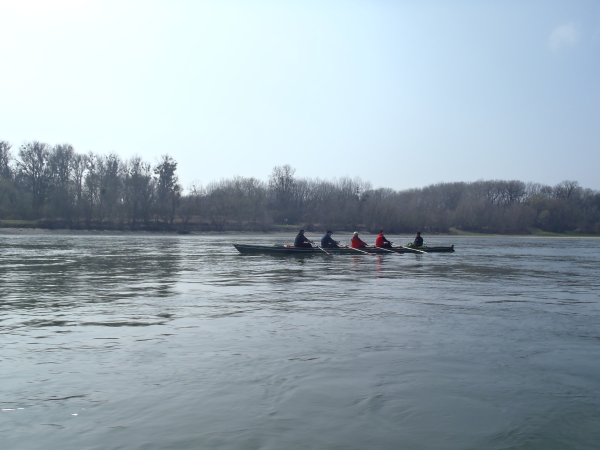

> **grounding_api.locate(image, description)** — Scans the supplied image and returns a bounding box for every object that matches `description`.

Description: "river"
[1,233,599,449]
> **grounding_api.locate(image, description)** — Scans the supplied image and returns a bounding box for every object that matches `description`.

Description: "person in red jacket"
[350,232,368,248]
[375,230,392,248]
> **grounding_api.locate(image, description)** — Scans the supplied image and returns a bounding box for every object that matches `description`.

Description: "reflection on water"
[1,233,600,449]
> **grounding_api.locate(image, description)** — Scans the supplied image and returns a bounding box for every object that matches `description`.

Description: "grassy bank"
[2,222,599,238]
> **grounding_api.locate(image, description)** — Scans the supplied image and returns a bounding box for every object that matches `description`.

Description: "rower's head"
[299,229,305,234]
[353,231,359,236]
[416,231,421,236]
[380,230,384,234]
[326,230,333,235]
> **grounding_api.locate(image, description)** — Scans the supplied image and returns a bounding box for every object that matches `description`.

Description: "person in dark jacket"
[413,232,424,247]
[320,230,339,248]
[375,230,392,248]
[294,229,314,248]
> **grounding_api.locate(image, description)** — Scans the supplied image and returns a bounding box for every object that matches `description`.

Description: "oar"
[346,245,376,256]
[316,245,332,256]
[400,245,426,254]
[376,246,401,255]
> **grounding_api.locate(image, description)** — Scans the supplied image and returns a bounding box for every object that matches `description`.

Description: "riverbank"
[1,226,599,238]
[447,227,600,238]
[2,217,599,237]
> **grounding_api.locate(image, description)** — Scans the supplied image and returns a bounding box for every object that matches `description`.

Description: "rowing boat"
[233,244,455,255]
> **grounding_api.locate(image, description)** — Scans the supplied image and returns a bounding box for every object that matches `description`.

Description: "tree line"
[1,140,599,234]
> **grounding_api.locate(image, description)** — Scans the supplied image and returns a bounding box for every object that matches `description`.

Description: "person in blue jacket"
[320,230,339,248]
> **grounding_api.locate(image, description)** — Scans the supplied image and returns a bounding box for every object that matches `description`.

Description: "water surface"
[1,233,599,449]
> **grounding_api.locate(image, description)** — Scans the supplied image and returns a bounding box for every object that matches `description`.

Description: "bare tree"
[99,153,124,224]
[554,180,581,202]
[0,141,13,180]
[179,182,204,229]
[70,153,88,221]
[83,152,100,224]
[47,144,75,219]
[16,141,52,213]
[154,154,181,225]
[269,164,296,223]
[0,141,17,219]
[124,156,155,227]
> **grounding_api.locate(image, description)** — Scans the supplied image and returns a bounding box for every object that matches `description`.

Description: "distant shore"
[2,144,599,238]
[1,227,598,238]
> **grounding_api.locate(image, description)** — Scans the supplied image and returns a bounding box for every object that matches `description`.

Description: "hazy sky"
[1,0,599,190]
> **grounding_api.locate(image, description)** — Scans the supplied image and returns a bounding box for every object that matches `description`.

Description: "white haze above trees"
[1,141,599,234]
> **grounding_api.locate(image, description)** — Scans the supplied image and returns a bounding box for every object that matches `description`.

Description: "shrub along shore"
[1,141,599,235]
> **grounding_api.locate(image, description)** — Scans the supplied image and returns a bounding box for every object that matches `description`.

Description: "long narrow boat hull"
[233,244,455,255]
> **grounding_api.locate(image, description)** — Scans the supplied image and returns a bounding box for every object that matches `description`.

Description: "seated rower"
[413,231,424,248]
[350,231,368,248]
[321,230,339,248]
[375,230,392,248]
[294,229,314,248]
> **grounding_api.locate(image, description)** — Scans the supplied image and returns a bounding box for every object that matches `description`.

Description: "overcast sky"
[1,0,599,191]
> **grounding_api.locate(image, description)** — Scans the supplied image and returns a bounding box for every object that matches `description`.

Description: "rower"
[350,231,368,249]
[321,230,339,248]
[375,230,392,248]
[294,229,314,248]
[413,231,424,248]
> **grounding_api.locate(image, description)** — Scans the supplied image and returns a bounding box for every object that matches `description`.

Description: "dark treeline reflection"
[1,140,600,234]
